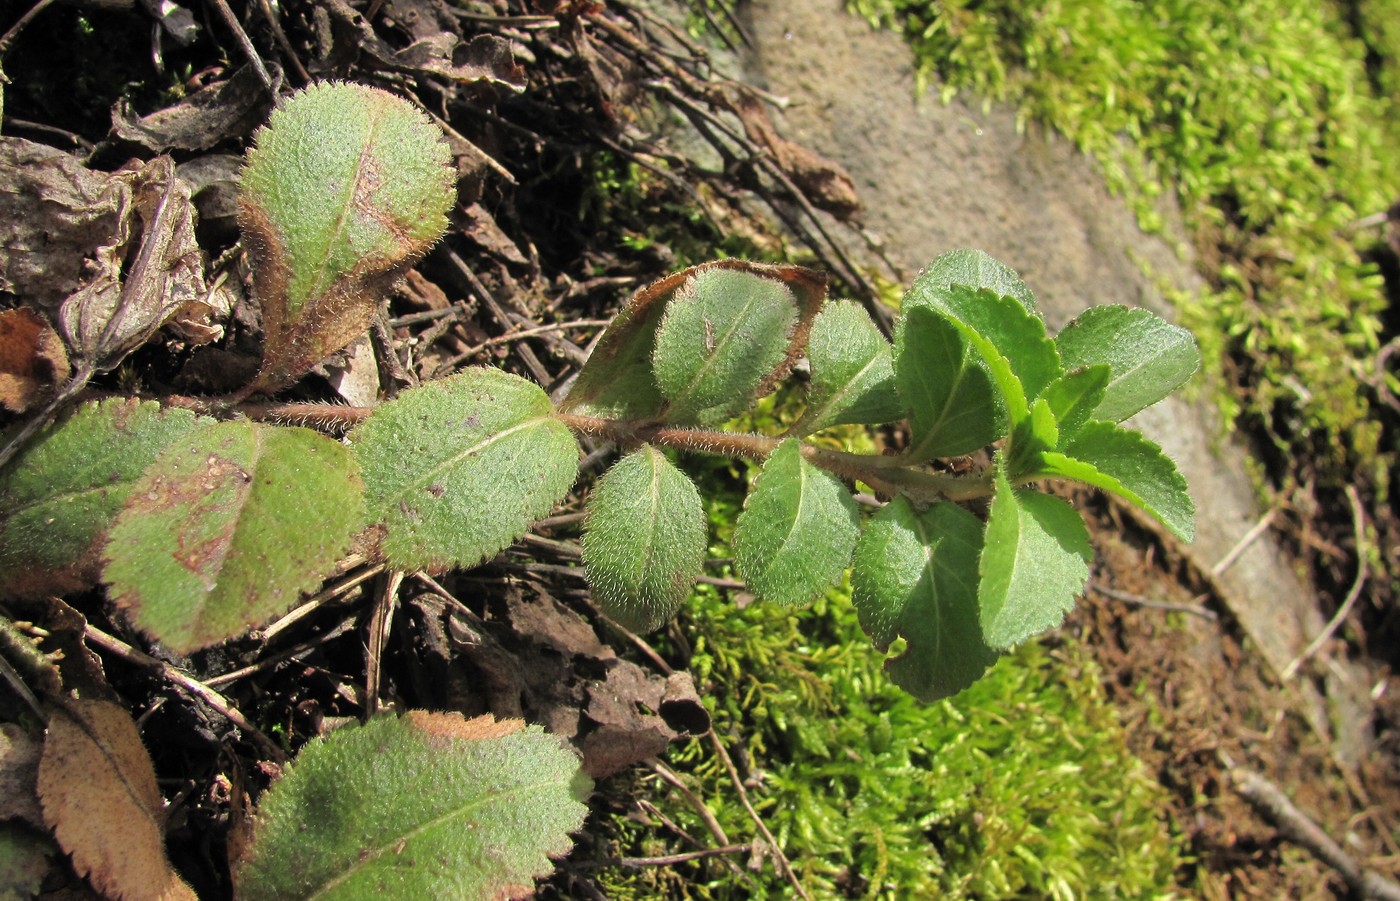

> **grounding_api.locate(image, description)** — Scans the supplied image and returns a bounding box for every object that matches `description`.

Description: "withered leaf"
[112,65,274,152]
[0,308,70,413]
[729,91,861,221]
[37,698,196,901]
[321,0,526,89]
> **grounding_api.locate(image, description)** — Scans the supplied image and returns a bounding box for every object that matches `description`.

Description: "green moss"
[845,0,1398,498]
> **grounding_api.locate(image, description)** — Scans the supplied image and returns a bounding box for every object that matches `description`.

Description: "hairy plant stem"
[555,413,993,502]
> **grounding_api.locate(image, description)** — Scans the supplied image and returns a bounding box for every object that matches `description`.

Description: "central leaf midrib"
[669,294,768,413]
[383,417,548,507]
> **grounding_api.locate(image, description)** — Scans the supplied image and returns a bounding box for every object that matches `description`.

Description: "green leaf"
[240,82,456,393]
[557,278,670,420]
[979,465,1092,649]
[909,248,1038,315]
[1054,306,1200,422]
[236,712,590,900]
[350,368,579,570]
[1006,396,1060,477]
[0,399,206,599]
[894,307,999,459]
[1038,421,1195,542]
[652,266,798,425]
[733,439,859,606]
[102,421,363,653]
[792,300,902,434]
[916,283,1061,404]
[582,446,706,633]
[1040,365,1110,440]
[850,497,997,701]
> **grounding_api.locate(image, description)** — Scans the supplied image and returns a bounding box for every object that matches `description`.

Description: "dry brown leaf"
[0,723,44,827]
[321,0,526,88]
[111,64,273,152]
[0,307,70,413]
[37,698,196,901]
[728,90,861,221]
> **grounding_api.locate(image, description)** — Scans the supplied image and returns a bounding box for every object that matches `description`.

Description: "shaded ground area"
[1,0,1398,896]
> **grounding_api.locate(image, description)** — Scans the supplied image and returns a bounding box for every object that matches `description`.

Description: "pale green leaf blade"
[894,307,999,460]
[920,284,1061,403]
[582,446,706,632]
[979,465,1092,649]
[103,421,364,653]
[1006,396,1060,477]
[851,497,997,701]
[793,300,902,434]
[1040,365,1110,440]
[908,248,1037,314]
[240,83,455,392]
[236,712,590,900]
[0,399,206,599]
[733,439,859,606]
[652,267,798,425]
[1055,305,1200,421]
[350,368,579,571]
[1039,421,1195,541]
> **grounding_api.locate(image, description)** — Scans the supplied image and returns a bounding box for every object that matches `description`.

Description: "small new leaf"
[236,712,590,900]
[1040,365,1110,441]
[851,497,997,701]
[0,399,206,599]
[1038,420,1195,541]
[894,307,999,460]
[351,367,579,571]
[103,421,364,652]
[979,464,1092,649]
[652,267,798,425]
[792,300,902,434]
[916,284,1061,407]
[909,248,1038,314]
[1055,305,1200,422]
[240,82,455,393]
[734,439,859,606]
[582,446,706,633]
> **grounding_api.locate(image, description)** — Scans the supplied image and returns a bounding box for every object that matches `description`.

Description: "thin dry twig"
[1211,508,1277,577]
[1229,762,1400,901]
[365,570,404,716]
[83,624,285,763]
[646,758,731,847]
[1088,581,1218,621]
[1282,485,1369,680]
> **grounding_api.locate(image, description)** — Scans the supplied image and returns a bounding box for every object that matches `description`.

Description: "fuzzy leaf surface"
[0,399,205,599]
[351,367,578,570]
[1039,421,1195,541]
[793,300,902,434]
[733,439,859,606]
[851,497,997,701]
[582,446,705,633]
[240,83,455,392]
[103,421,363,652]
[1040,365,1110,440]
[894,307,998,459]
[236,712,590,900]
[979,466,1092,649]
[1055,305,1200,421]
[909,248,1038,314]
[557,284,668,419]
[652,267,797,425]
[38,698,195,900]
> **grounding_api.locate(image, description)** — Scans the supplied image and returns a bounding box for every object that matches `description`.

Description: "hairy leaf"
[1055,305,1200,421]
[1040,365,1110,440]
[894,307,999,460]
[582,446,706,633]
[734,439,859,606]
[103,421,363,652]
[793,300,902,434]
[851,497,996,701]
[236,712,590,900]
[1039,421,1195,541]
[0,399,205,599]
[240,83,455,393]
[979,465,1092,649]
[908,248,1038,314]
[351,367,578,570]
[917,284,1061,406]
[38,698,195,900]
[652,266,798,425]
